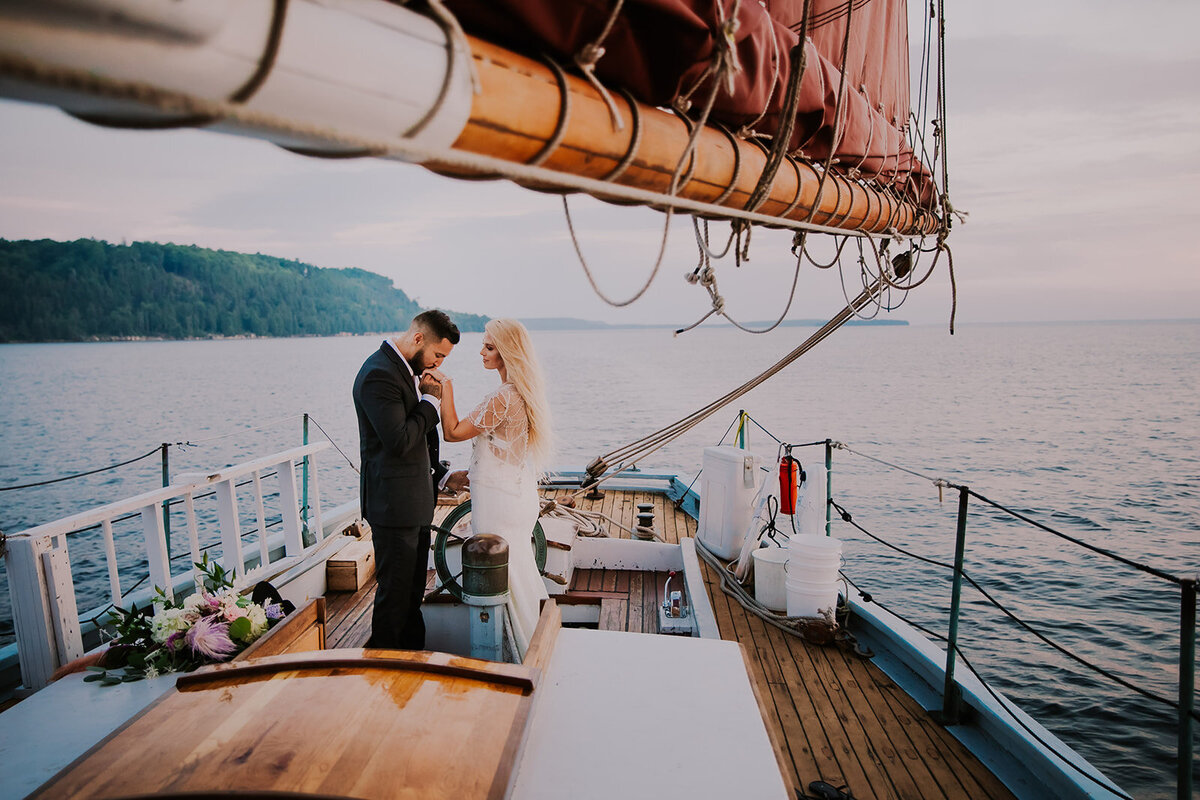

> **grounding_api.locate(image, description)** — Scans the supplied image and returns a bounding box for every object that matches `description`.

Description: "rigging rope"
[0,447,161,492]
[562,0,743,308]
[580,278,887,489]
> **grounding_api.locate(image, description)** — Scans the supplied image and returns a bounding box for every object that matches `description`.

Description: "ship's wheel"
[429,499,547,601]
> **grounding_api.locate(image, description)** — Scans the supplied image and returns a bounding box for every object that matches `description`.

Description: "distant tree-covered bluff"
[0,238,488,342]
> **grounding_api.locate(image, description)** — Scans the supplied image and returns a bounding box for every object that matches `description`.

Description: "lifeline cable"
[830,499,1193,718]
[0,447,161,492]
[835,566,1132,796]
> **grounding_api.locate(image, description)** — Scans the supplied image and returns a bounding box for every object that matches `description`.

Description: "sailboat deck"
[324,487,1015,800]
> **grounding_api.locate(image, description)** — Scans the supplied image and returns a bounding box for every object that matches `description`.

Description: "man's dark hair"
[411,309,460,345]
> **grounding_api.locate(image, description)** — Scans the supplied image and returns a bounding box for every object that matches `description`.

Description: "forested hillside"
[0,239,487,342]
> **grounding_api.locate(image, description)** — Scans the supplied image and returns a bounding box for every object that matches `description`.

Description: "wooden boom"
[434,37,939,236]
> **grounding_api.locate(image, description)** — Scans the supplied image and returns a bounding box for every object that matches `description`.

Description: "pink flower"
[185,615,237,661]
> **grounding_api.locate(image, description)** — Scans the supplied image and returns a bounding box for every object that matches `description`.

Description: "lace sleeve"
[468,384,529,464]
[469,384,520,435]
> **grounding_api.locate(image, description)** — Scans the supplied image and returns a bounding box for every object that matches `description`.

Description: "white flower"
[246,605,269,640]
[219,593,247,622]
[183,590,216,614]
[144,665,160,680]
[150,607,191,644]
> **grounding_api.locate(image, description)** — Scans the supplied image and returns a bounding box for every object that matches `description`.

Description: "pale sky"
[1,0,1197,326]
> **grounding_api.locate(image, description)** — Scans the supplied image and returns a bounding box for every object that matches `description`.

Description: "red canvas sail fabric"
[444,0,933,204]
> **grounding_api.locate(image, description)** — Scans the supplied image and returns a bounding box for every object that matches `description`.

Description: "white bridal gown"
[468,383,548,659]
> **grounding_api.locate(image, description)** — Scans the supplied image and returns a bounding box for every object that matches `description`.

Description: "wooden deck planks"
[687,497,1014,800]
[318,487,1013,800]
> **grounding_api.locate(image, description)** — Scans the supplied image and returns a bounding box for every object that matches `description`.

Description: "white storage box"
[697,446,762,559]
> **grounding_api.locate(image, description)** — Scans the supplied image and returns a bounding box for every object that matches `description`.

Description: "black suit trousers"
[367,523,430,650]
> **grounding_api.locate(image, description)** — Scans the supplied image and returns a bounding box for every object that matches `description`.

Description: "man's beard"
[408,346,432,374]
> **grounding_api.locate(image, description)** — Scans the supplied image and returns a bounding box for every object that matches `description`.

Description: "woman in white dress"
[434,319,552,659]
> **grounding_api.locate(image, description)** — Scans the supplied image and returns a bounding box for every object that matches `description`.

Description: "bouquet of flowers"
[86,553,287,685]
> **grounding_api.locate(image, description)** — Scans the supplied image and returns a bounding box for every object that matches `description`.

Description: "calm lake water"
[1,321,1197,798]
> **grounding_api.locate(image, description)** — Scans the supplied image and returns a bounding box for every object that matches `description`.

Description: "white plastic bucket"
[751,547,789,612]
[787,535,842,579]
[788,534,842,561]
[786,562,839,583]
[785,535,842,617]
[785,579,839,618]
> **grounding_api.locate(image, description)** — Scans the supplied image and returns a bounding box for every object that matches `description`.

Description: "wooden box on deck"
[326,538,375,591]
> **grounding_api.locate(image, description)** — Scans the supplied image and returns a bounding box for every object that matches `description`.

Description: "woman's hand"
[431,368,480,442]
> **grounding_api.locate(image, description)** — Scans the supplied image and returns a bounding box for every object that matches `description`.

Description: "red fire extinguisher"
[779,450,801,515]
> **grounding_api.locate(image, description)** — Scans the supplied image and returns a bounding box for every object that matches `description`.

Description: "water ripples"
[1,322,1197,798]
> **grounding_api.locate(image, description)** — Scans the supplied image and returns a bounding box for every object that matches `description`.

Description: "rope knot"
[790,230,805,254]
[576,43,606,68]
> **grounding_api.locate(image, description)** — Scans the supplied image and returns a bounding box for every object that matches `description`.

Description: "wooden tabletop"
[31,650,538,799]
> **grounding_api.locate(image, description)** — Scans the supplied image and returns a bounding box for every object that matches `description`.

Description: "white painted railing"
[4,443,335,690]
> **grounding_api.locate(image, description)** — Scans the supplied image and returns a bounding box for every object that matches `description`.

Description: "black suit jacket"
[352,342,447,528]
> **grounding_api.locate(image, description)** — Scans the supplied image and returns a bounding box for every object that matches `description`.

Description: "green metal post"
[824,439,833,537]
[942,487,969,723]
[737,409,746,449]
[302,414,310,536]
[160,443,171,557]
[1180,578,1196,800]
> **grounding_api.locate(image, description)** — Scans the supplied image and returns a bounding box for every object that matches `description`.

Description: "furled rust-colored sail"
[427,37,938,236]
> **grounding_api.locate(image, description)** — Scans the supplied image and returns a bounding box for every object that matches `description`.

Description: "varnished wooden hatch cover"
[31,649,538,799]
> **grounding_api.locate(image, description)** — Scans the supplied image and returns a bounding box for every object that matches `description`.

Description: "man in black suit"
[352,310,468,649]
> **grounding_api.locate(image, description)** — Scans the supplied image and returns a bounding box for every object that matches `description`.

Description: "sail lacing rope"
[571,0,628,130]
[560,0,745,308]
[740,0,813,217]
[801,0,856,226]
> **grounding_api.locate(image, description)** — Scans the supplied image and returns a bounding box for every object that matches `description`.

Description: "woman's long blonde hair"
[487,318,553,469]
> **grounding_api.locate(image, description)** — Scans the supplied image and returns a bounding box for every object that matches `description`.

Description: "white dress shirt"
[387,339,450,489]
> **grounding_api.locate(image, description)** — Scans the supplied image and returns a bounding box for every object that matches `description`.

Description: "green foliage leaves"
[0,238,489,341]
[228,616,252,641]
